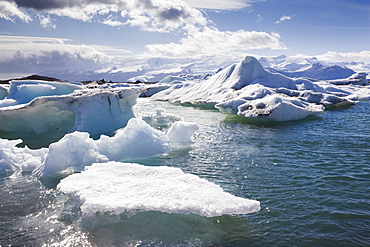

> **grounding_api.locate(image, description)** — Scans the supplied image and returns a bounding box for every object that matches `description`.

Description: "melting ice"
[57,161,261,218]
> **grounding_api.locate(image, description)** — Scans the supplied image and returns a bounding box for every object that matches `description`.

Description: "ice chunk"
[0,138,47,172]
[33,132,108,178]
[141,108,182,129]
[96,118,171,160]
[34,119,198,178]
[217,94,325,122]
[166,121,199,145]
[57,162,260,217]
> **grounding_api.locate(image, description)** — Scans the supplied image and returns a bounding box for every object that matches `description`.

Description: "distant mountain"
[38,54,368,83]
[0,74,63,84]
[266,63,356,80]
[259,55,317,72]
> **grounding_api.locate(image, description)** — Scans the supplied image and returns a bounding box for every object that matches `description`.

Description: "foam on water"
[57,161,261,218]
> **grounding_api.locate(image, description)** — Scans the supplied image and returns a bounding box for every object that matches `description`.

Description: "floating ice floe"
[57,161,261,218]
[152,56,367,122]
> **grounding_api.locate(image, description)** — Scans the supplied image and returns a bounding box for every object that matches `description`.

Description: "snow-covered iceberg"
[152,56,360,121]
[57,161,261,218]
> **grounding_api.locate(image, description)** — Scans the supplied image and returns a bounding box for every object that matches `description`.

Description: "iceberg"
[152,56,360,121]
[0,87,140,147]
[57,161,261,218]
[217,94,324,122]
[0,80,82,107]
[0,85,8,100]
[33,118,197,178]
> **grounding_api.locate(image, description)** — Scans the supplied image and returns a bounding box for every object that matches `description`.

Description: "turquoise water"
[1,98,369,246]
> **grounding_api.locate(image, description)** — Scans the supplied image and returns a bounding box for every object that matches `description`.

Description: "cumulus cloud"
[0,35,127,77]
[275,15,294,24]
[1,0,208,33]
[146,27,286,57]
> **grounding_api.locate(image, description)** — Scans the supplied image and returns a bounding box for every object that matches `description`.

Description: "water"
[1,98,369,246]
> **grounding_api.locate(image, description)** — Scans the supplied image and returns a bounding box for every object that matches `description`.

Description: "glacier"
[152,56,367,122]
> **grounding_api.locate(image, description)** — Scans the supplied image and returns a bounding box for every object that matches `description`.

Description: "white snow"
[57,161,261,217]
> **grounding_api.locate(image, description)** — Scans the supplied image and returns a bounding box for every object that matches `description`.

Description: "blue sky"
[0,0,369,78]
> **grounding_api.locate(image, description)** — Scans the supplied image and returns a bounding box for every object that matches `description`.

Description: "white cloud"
[0,1,32,22]
[39,15,56,28]
[101,15,126,27]
[316,51,370,63]
[0,35,131,76]
[146,27,286,57]
[1,0,208,33]
[275,15,293,24]
[182,0,251,10]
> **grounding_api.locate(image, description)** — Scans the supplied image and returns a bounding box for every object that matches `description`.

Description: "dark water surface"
[1,99,369,246]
